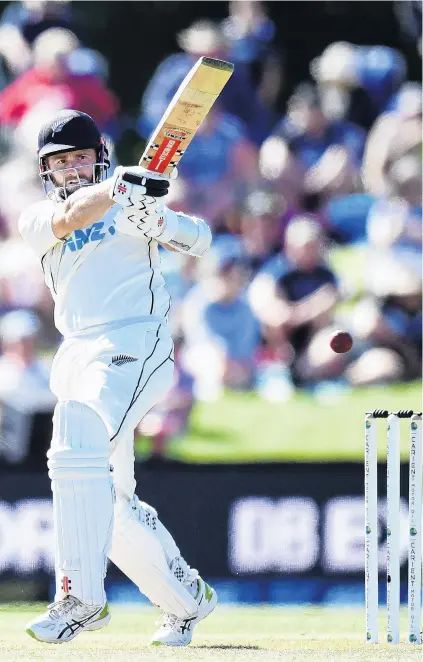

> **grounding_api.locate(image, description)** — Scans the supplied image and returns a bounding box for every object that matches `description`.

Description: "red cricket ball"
[329,330,353,354]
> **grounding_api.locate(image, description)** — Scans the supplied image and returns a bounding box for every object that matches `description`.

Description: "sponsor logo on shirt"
[63,222,116,253]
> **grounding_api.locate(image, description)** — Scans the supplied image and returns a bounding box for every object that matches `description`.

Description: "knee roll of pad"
[48,401,110,480]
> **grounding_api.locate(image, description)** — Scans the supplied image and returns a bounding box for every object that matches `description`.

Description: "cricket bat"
[139,57,234,176]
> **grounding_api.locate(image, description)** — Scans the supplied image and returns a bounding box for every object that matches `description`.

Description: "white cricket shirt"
[19,200,171,337]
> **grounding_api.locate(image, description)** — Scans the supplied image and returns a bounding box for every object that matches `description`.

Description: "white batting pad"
[48,401,114,606]
[109,494,198,618]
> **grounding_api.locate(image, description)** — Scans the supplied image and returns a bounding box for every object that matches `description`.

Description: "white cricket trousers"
[48,320,177,606]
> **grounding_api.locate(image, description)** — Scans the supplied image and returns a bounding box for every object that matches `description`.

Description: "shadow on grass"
[194,645,261,650]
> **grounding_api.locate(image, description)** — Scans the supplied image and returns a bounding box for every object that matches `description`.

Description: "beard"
[64,175,93,196]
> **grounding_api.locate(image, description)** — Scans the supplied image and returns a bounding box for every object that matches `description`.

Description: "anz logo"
[63,221,116,253]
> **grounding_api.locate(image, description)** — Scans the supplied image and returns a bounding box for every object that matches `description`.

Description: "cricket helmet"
[38,109,110,199]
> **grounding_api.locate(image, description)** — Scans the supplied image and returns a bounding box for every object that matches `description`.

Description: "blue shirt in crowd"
[276,117,366,169]
[178,113,246,186]
[203,298,260,361]
[138,53,273,146]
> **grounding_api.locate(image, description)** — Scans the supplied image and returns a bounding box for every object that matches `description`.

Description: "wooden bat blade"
[139,56,234,176]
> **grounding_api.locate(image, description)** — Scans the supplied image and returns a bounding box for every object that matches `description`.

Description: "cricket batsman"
[19,109,216,646]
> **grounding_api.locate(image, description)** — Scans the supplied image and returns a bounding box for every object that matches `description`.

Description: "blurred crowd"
[0,1,421,460]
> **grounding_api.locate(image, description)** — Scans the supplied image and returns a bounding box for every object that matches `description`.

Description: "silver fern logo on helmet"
[51,120,68,135]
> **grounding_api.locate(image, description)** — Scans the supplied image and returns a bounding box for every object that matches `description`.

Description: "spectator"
[0,310,56,466]
[323,191,375,245]
[354,46,407,119]
[364,154,422,300]
[362,81,422,197]
[0,232,49,316]
[270,83,366,171]
[311,42,407,130]
[0,0,75,87]
[248,217,342,387]
[310,42,358,123]
[168,107,258,225]
[138,19,273,146]
[0,149,41,230]
[258,134,304,208]
[239,190,285,271]
[303,143,361,205]
[0,1,75,46]
[181,242,260,401]
[259,83,366,224]
[0,27,119,131]
[221,0,284,108]
[158,248,198,338]
[260,84,366,241]
[347,268,422,386]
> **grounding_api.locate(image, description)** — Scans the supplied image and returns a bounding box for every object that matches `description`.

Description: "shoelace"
[186,570,199,589]
[155,573,201,631]
[157,611,189,632]
[157,612,176,627]
[48,596,80,620]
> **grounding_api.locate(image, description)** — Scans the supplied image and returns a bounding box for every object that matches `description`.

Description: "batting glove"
[110,166,175,207]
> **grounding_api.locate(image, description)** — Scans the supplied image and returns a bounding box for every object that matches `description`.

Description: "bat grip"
[122,172,144,185]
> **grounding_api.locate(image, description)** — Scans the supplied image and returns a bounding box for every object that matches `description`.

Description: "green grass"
[136,381,421,463]
[0,604,420,661]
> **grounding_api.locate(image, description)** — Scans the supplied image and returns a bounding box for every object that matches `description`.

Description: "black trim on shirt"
[50,244,61,295]
[128,348,173,412]
[40,250,56,294]
[147,239,154,315]
[164,295,171,320]
[55,244,65,290]
[110,325,162,442]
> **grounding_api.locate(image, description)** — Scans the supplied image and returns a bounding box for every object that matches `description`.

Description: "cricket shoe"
[151,577,217,646]
[25,595,110,643]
